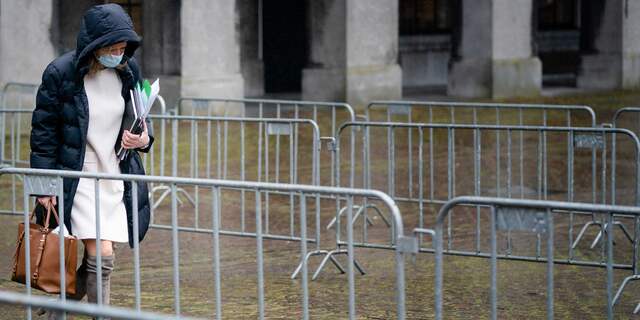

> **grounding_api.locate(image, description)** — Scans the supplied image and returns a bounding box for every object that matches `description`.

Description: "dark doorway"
[263,0,307,93]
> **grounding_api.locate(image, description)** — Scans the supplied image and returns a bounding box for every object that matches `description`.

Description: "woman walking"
[30,4,154,318]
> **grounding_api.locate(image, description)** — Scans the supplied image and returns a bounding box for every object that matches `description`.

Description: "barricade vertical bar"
[429,108,435,201]
[507,129,513,255]
[206,111,212,179]
[258,121,263,184]
[475,127,482,253]
[435,210,443,320]
[346,195,356,320]
[537,130,543,199]
[95,179,103,307]
[388,126,395,197]
[447,128,453,250]
[299,193,309,320]
[289,123,295,237]
[11,117,16,212]
[212,187,222,320]
[255,190,265,320]
[57,176,67,310]
[132,182,141,311]
[171,183,180,315]
[568,130,575,260]
[265,122,270,234]
[451,108,456,197]
[543,113,548,200]
[496,109,501,197]
[22,176,32,320]
[507,129,512,197]
[519,110,525,198]
[194,119,200,228]
[223,121,228,179]
[418,128,424,243]
[607,211,614,319]
[490,205,498,320]
[171,115,178,177]
[408,108,413,198]
[275,105,281,186]
[546,208,554,320]
[241,122,246,232]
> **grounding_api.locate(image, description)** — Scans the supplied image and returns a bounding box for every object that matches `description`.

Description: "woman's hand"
[37,196,57,208]
[121,119,150,149]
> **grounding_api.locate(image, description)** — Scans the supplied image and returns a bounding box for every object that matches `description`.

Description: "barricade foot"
[572,221,600,249]
[312,249,366,281]
[590,221,631,249]
[290,250,345,280]
[613,274,640,306]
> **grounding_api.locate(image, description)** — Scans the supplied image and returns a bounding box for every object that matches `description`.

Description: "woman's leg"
[83,240,114,306]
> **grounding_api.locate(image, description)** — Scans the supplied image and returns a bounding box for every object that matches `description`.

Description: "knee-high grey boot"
[86,255,114,306]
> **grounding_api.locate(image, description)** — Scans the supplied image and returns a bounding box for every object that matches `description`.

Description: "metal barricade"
[144,114,321,243]
[0,166,410,320]
[429,196,640,320]
[0,83,37,166]
[0,290,198,320]
[366,100,596,127]
[178,97,356,188]
[331,122,639,270]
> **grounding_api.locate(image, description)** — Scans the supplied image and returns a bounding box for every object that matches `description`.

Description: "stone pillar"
[302,0,347,102]
[578,0,640,90]
[345,0,402,107]
[181,0,244,115]
[303,0,401,107]
[448,0,541,98]
[0,0,56,87]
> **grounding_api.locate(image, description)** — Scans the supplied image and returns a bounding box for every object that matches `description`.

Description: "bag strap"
[11,228,26,277]
[31,231,48,284]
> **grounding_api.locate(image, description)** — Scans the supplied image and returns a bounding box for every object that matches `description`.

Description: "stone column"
[303,0,402,107]
[181,0,244,114]
[0,0,56,87]
[578,0,640,90]
[448,0,541,98]
[345,0,402,107]
[302,0,347,102]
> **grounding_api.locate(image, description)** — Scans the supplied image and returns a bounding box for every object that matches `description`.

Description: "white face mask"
[97,53,123,68]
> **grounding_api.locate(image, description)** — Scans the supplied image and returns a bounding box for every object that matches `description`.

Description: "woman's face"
[96,42,126,57]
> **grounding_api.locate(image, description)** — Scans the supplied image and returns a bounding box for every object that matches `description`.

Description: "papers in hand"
[116,78,160,160]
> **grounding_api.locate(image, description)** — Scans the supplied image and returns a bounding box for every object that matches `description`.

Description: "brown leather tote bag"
[11,204,77,295]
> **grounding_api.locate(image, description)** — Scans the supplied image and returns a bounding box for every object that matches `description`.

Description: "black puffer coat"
[30,4,154,248]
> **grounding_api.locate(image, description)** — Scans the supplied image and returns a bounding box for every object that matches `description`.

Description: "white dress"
[71,69,128,243]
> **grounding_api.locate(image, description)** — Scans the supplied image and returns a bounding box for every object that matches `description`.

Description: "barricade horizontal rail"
[367,100,596,126]
[0,166,409,320]
[432,196,640,320]
[0,290,199,320]
[332,122,639,274]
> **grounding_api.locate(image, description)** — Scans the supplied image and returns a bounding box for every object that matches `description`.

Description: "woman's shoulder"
[44,51,77,82]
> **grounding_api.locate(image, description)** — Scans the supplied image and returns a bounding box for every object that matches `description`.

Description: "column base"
[180,73,245,115]
[346,64,402,108]
[623,53,640,89]
[448,57,541,98]
[302,67,346,102]
[492,57,541,98]
[577,54,623,90]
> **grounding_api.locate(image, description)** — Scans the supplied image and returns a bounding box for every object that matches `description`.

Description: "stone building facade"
[0,0,639,110]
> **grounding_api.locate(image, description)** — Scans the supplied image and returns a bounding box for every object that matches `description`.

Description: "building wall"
[0,0,56,88]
